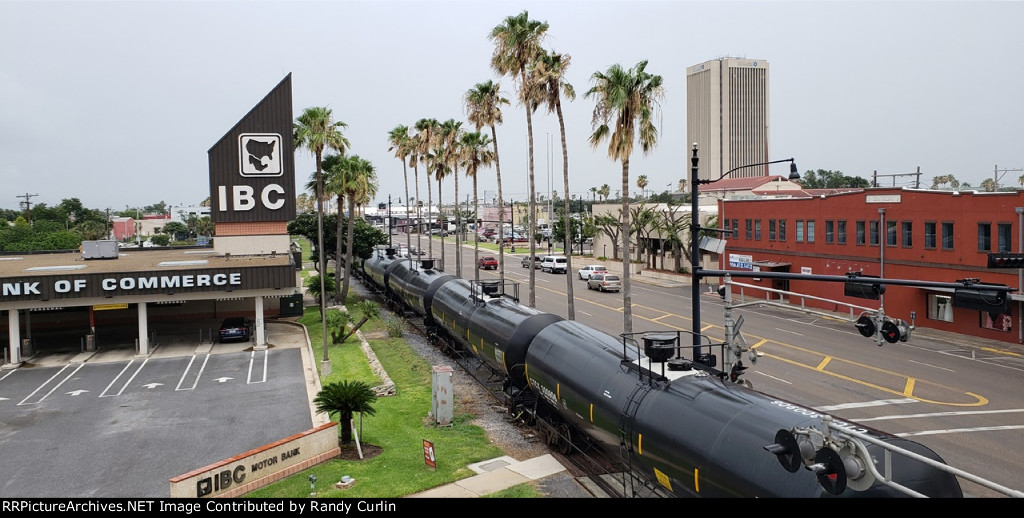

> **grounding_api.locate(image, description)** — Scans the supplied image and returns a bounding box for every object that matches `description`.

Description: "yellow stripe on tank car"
[556,383,560,401]
[638,433,642,455]
[589,404,593,423]
[694,468,700,493]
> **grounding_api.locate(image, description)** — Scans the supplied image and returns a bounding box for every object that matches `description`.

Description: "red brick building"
[718,187,1024,344]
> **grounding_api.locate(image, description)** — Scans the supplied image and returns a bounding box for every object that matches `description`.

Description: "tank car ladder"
[616,381,665,497]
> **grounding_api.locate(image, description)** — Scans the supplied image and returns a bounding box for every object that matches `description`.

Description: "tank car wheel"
[556,424,572,455]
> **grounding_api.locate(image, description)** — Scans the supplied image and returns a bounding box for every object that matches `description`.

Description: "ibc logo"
[239,134,283,177]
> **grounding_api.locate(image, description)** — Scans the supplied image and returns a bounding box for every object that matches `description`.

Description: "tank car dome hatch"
[480,280,501,297]
[643,333,677,363]
[420,259,435,270]
[384,247,396,257]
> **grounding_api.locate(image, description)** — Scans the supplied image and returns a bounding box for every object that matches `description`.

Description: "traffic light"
[954,284,1009,314]
[844,273,885,300]
[987,252,1024,268]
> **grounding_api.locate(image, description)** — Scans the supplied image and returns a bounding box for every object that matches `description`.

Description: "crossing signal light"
[988,252,1024,268]
[844,274,885,300]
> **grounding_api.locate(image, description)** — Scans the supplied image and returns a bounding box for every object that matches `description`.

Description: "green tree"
[460,131,495,286]
[338,155,378,304]
[585,60,664,334]
[534,48,577,318]
[305,272,337,317]
[314,381,378,445]
[387,125,416,270]
[339,300,381,344]
[490,10,548,308]
[325,309,351,344]
[294,106,349,365]
[439,118,464,277]
[160,221,189,242]
[464,80,509,283]
[797,169,870,189]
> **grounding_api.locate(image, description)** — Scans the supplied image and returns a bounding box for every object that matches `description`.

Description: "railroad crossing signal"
[987,252,1024,268]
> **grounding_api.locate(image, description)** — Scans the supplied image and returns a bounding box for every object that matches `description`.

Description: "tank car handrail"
[819,418,1024,498]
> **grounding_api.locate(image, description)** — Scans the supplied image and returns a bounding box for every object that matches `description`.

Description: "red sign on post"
[423,439,436,471]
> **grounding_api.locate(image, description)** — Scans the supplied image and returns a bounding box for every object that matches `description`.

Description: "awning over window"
[752,260,791,270]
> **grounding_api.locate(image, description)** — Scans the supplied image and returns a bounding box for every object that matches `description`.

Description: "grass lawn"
[246,301,536,498]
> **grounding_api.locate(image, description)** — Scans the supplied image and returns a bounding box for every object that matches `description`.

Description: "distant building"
[687,57,770,185]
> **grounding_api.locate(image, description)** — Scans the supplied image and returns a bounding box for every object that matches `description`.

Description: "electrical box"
[431,365,454,427]
[81,240,119,260]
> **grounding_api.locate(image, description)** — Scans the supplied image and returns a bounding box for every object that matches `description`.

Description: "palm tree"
[464,80,510,286]
[585,60,664,334]
[440,119,464,277]
[317,153,347,304]
[427,144,450,269]
[314,380,378,445]
[387,125,415,268]
[637,175,649,199]
[414,118,440,258]
[599,184,611,201]
[534,48,576,319]
[294,106,349,366]
[339,155,377,304]
[461,131,495,286]
[490,10,548,308]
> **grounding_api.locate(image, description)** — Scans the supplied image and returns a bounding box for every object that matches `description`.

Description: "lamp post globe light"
[689,143,799,356]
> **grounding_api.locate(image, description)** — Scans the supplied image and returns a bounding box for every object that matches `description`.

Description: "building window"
[901,221,913,248]
[928,294,954,322]
[825,220,834,244]
[856,221,866,245]
[807,220,815,243]
[745,219,752,240]
[795,220,804,242]
[837,220,847,245]
[925,221,936,249]
[982,311,1013,332]
[869,221,879,246]
[732,219,739,239]
[754,220,762,240]
[998,223,1012,252]
[942,222,954,250]
[978,222,992,252]
[769,219,777,241]
[779,220,787,241]
[886,220,897,246]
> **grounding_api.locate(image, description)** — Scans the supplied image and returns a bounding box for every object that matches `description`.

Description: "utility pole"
[16,193,38,223]
[994,165,1024,191]
[871,168,920,188]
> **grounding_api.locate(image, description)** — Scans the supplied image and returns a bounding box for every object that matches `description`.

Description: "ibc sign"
[208,75,296,224]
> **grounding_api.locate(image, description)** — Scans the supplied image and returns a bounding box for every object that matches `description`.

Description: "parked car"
[478,255,498,270]
[540,255,568,274]
[577,264,608,280]
[521,255,542,268]
[219,317,251,343]
[587,273,622,292]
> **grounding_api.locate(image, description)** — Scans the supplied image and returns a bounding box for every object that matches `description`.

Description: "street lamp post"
[509,199,515,254]
[689,143,799,357]
[388,195,393,248]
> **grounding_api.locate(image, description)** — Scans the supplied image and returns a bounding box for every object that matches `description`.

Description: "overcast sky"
[2,0,1022,214]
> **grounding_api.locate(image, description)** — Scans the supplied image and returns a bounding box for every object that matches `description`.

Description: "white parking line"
[18,364,83,405]
[100,358,149,397]
[176,354,210,391]
[247,349,268,384]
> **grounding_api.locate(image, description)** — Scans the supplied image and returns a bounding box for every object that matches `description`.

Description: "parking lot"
[0,321,319,497]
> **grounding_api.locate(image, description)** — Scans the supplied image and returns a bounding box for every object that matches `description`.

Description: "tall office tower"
[686,58,770,186]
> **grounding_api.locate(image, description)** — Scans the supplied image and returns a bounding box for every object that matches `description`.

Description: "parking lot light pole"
[689,142,799,357]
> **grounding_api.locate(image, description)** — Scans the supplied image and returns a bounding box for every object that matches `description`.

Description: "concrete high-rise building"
[686,58,770,186]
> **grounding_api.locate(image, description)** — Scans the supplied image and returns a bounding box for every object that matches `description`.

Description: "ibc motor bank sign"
[208,74,296,224]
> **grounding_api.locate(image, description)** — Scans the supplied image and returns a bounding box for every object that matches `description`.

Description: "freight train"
[359,247,963,498]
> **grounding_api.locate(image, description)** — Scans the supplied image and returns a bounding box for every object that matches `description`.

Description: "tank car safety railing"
[779,415,1024,498]
[619,330,722,385]
[470,279,520,304]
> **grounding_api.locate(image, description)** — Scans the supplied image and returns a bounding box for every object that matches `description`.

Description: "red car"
[477,256,498,270]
